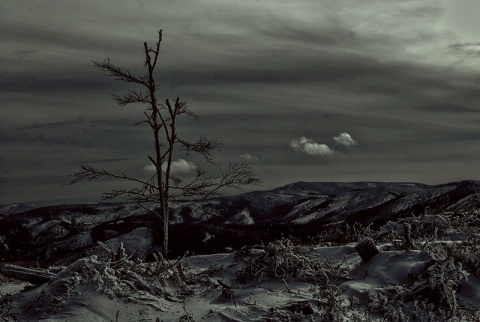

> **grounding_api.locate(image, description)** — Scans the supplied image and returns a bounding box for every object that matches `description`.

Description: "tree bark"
[162,203,169,257]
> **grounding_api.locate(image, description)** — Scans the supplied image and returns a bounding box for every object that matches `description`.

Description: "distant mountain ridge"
[272,181,430,196]
[2,181,480,224]
[1,180,479,262]
[170,180,479,226]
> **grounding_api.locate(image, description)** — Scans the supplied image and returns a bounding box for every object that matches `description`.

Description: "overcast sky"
[1,0,480,205]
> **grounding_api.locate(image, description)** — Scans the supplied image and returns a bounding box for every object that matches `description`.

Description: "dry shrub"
[234,239,349,284]
[0,242,194,320]
[313,223,375,245]
[405,211,480,278]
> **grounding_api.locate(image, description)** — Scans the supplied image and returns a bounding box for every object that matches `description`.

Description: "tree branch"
[68,164,157,195]
[170,167,219,200]
[92,59,148,86]
[112,90,152,106]
[204,162,261,199]
[170,163,261,201]
[178,136,223,164]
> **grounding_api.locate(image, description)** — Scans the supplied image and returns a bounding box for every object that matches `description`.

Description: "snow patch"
[202,232,215,244]
[225,208,255,225]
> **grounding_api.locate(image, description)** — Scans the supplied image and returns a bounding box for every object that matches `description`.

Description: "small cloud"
[168,159,197,174]
[240,153,259,161]
[290,136,335,156]
[166,159,197,174]
[144,159,197,174]
[143,164,156,172]
[333,132,357,147]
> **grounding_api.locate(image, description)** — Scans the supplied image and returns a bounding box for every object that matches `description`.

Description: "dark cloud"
[449,42,480,58]
[1,0,480,204]
[415,104,479,114]
[0,77,109,93]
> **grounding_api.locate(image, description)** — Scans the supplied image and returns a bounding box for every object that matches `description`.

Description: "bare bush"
[234,239,350,284]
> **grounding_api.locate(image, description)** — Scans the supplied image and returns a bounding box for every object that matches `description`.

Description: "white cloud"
[333,132,357,147]
[143,164,156,173]
[290,136,335,156]
[168,159,197,174]
[144,159,197,174]
[240,153,259,161]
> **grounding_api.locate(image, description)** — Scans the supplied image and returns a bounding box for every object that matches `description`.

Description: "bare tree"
[69,30,260,257]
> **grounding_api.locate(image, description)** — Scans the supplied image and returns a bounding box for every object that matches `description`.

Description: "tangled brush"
[234,239,349,284]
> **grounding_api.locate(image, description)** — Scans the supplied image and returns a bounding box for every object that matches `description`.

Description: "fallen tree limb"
[1,264,56,285]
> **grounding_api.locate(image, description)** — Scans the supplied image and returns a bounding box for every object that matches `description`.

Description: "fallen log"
[1,264,56,285]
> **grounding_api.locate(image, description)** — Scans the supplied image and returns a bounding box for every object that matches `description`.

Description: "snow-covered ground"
[1,234,479,321]
[1,181,480,321]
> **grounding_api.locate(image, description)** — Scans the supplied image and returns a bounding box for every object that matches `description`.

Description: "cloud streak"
[240,154,259,162]
[144,159,197,175]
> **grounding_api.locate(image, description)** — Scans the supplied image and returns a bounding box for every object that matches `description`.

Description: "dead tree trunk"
[355,237,381,262]
[403,223,414,250]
